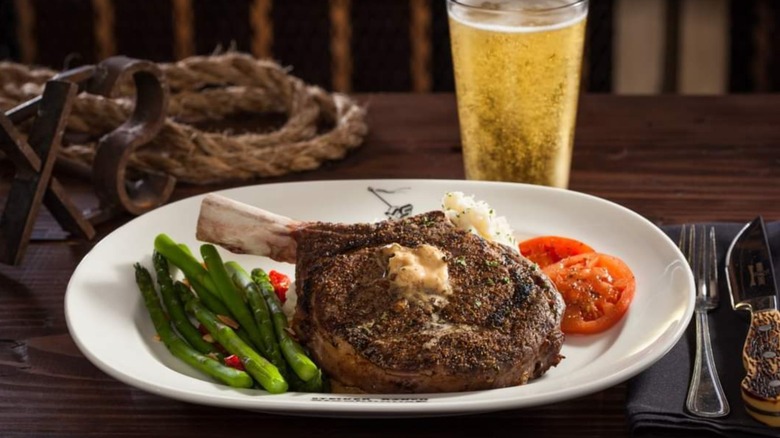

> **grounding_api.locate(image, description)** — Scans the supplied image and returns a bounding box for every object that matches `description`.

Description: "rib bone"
[196,193,303,263]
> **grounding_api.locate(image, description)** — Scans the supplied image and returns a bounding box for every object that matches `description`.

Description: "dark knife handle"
[741,308,780,426]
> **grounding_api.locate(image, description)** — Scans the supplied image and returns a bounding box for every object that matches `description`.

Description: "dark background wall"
[0,0,774,93]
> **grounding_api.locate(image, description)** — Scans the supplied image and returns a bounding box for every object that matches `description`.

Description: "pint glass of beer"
[448,0,588,188]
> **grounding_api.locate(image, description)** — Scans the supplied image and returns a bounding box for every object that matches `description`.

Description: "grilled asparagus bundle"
[133,233,323,394]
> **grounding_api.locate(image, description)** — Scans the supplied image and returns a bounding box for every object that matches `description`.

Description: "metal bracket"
[0,56,174,265]
[85,56,174,221]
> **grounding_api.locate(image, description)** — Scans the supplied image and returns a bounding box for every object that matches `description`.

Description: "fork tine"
[683,225,719,305]
[697,225,706,299]
[692,225,702,296]
[679,224,707,295]
[705,226,718,303]
[679,224,692,273]
[679,224,689,258]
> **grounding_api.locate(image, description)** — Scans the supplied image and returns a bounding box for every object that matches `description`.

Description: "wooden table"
[1,94,779,437]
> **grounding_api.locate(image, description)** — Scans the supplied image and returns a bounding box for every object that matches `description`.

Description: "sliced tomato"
[542,253,636,335]
[519,236,595,268]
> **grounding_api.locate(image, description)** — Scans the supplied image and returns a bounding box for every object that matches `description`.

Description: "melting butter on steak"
[196,194,565,394]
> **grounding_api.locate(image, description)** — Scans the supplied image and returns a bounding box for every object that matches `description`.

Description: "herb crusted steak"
[196,194,565,393]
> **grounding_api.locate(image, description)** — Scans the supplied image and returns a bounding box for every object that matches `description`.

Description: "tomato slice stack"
[519,236,636,335]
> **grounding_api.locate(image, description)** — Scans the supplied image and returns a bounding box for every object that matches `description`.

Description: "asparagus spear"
[134,263,253,388]
[183,292,288,394]
[174,281,258,355]
[153,234,232,316]
[188,276,233,317]
[200,245,267,353]
[251,268,320,382]
[288,367,325,393]
[225,262,287,376]
[154,234,219,298]
[153,252,219,356]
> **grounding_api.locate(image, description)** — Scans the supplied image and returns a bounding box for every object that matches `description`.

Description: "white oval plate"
[65,179,694,418]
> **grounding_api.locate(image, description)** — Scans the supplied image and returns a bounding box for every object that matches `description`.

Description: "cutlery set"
[684,217,780,426]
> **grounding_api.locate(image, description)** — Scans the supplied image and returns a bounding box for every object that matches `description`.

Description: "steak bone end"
[196,193,301,263]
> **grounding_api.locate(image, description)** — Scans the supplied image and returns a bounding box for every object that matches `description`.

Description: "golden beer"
[448,1,587,188]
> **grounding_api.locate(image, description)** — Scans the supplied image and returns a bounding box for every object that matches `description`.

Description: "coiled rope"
[0,53,368,184]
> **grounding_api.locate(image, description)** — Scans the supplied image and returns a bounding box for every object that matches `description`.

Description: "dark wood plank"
[729,0,760,92]
[271,0,332,90]
[585,0,614,92]
[31,0,96,68]
[574,95,780,223]
[351,1,413,92]
[192,0,253,55]
[113,0,175,63]
[430,0,455,92]
[1,94,779,437]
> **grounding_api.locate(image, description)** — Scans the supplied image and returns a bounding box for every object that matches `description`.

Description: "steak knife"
[725,216,780,426]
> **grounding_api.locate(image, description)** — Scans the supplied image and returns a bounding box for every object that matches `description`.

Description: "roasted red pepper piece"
[268,270,291,303]
[223,354,245,371]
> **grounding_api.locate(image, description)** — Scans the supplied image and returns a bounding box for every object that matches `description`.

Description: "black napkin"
[627,222,780,438]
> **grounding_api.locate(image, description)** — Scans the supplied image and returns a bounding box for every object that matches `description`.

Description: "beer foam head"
[448,0,587,32]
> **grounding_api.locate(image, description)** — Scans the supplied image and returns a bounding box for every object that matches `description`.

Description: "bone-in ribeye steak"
[196,194,565,393]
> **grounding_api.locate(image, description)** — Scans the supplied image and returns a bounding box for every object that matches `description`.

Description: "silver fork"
[680,224,730,418]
